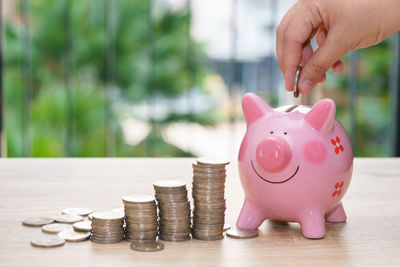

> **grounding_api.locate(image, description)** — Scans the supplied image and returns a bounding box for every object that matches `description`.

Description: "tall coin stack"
[192,157,229,241]
[153,180,191,241]
[122,194,158,242]
[90,211,124,244]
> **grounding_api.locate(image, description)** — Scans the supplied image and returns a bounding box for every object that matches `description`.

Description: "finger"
[332,60,343,73]
[281,9,322,92]
[316,29,343,73]
[299,29,349,94]
[315,28,327,47]
[319,73,326,83]
[276,8,297,74]
[301,42,313,66]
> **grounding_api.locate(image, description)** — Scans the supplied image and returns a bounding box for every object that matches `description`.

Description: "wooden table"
[0,158,399,266]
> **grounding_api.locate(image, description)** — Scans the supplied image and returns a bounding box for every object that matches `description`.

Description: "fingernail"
[300,79,315,93]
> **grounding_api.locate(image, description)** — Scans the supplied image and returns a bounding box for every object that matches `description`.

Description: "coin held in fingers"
[294,65,302,98]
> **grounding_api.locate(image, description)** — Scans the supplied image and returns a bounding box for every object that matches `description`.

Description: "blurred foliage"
[4,0,209,157]
[325,39,392,156]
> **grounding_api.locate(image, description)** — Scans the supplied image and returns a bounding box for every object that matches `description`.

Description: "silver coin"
[196,157,230,166]
[293,65,302,98]
[153,180,186,189]
[130,241,164,252]
[223,223,231,231]
[91,211,124,221]
[31,237,65,248]
[62,207,93,216]
[22,217,54,227]
[42,223,73,234]
[122,194,155,204]
[73,221,92,232]
[53,214,83,224]
[58,230,90,242]
[226,228,258,239]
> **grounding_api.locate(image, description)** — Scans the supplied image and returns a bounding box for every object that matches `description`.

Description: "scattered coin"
[42,223,73,234]
[62,208,93,216]
[154,180,191,242]
[130,241,164,252]
[293,65,302,98]
[223,223,231,231]
[226,228,258,239]
[31,237,65,248]
[73,221,92,232]
[58,230,90,242]
[22,217,54,227]
[53,214,83,224]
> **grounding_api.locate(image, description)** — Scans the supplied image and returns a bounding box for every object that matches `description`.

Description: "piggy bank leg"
[299,209,325,239]
[325,203,347,223]
[236,199,266,230]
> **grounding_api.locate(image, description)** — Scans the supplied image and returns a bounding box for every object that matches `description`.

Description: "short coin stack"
[153,180,191,241]
[90,211,124,244]
[192,157,229,241]
[123,194,158,242]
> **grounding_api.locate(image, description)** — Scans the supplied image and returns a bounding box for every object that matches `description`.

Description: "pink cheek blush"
[303,141,327,164]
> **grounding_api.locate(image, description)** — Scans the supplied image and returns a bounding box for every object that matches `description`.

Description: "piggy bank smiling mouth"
[251,160,300,184]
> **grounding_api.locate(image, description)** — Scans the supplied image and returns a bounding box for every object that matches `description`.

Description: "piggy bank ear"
[242,93,273,125]
[305,98,336,133]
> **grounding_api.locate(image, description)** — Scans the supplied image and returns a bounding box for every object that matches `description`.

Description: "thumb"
[299,31,348,94]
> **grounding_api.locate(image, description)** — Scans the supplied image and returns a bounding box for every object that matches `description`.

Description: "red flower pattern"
[331,136,344,154]
[332,181,344,197]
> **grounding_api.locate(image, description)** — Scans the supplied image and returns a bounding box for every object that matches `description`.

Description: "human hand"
[276,0,400,94]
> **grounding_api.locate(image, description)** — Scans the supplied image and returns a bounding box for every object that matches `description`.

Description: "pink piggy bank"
[237,93,353,239]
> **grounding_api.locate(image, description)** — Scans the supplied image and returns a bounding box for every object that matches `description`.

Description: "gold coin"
[31,237,65,248]
[22,217,54,227]
[91,211,124,221]
[196,157,230,166]
[62,208,93,216]
[58,230,90,242]
[53,214,83,224]
[226,228,258,239]
[122,194,155,203]
[73,221,92,232]
[42,223,73,234]
[130,241,164,252]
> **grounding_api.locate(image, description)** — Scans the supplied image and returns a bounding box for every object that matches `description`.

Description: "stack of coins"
[123,195,158,242]
[90,211,124,244]
[153,180,191,241]
[192,157,229,241]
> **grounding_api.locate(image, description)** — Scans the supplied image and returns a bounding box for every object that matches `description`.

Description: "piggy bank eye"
[270,131,274,134]
[284,132,287,135]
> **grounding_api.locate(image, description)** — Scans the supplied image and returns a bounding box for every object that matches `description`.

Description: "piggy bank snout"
[256,138,292,172]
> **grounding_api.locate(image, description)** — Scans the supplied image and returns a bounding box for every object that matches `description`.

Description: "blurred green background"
[2,0,396,157]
